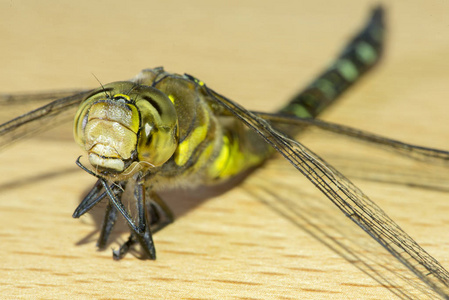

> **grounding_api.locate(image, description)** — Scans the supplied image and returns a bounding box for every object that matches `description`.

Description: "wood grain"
[1,1,449,299]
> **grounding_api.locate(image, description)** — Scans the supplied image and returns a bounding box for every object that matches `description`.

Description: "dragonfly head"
[74,81,179,179]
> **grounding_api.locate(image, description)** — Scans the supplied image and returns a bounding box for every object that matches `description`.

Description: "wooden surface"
[1,1,449,299]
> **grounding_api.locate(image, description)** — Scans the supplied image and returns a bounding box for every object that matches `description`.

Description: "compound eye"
[135,88,178,166]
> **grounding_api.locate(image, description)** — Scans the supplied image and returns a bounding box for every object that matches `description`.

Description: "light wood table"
[1,1,449,299]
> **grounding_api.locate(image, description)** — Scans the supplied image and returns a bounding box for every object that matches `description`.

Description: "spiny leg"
[112,233,138,260]
[131,179,156,259]
[72,179,106,218]
[75,159,150,257]
[94,182,125,250]
[113,178,156,260]
[97,201,118,250]
[113,188,174,260]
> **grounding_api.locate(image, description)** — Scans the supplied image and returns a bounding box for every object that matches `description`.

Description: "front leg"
[113,177,156,260]
[113,185,175,260]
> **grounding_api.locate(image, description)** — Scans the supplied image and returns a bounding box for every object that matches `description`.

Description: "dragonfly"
[1,6,449,299]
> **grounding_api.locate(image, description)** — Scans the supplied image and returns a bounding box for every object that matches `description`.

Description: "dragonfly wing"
[253,112,449,165]
[205,86,449,298]
[0,90,91,148]
[252,112,449,191]
[0,89,87,106]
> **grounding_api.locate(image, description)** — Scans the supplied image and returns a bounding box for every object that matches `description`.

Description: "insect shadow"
[74,167,256,250]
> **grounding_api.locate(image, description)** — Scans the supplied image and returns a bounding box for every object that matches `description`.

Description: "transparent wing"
[0,89,86,105]
[205,86,449,299]
[0,89,91,148]
[255,112,449,191]
[255,112,449,165]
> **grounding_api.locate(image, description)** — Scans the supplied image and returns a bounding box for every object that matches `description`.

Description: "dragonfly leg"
[112,233,138,260]
[95,183,124,250]
[72,180,106,218]
[112,228,156,260]
[97,202,118,250]
[113,179,157,260]
[112,189,174,260]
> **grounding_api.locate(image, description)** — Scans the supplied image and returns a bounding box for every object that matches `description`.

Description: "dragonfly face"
[73,81,179,180]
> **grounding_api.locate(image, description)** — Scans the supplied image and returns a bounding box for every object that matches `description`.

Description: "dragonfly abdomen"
[280,7,384,121]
